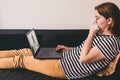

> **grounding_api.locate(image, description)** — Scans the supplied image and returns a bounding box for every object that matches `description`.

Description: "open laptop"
[26,29,62,59]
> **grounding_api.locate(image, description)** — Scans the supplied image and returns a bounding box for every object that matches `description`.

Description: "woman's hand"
[89,20,99,34]
[56,45,72,52]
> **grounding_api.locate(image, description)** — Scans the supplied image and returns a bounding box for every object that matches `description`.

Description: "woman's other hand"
[56,45,72,52]
[90,20,99,34]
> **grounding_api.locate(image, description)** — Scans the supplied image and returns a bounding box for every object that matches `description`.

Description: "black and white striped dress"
[60,33,120,79]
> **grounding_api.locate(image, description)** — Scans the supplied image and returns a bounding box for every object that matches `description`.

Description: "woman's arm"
[80,25,105,64]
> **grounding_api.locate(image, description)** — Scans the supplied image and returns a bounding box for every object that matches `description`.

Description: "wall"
[0,0,120,29]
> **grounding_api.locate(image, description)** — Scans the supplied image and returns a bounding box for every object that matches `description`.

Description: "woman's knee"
[12,54,27,68]
[18,48,32,56]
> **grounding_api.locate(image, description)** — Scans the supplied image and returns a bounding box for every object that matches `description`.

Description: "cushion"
[97,53,120,76]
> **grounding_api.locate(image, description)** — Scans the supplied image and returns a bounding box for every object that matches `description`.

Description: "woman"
[0,2,120,79]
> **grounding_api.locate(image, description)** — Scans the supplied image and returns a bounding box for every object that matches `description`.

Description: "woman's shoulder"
[96,32,120,40]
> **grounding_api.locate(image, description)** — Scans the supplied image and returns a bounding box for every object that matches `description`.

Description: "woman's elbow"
[79,58,87,64]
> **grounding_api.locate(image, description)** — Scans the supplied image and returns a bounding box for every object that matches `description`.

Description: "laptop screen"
[26,29,40,53]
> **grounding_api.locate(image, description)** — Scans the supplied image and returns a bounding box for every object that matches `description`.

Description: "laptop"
[26,29,62,59]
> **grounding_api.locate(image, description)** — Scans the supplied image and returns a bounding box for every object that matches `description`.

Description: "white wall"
[0,0,120,29]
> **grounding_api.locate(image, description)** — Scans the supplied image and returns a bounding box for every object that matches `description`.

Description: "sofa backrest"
[0,29,88,50]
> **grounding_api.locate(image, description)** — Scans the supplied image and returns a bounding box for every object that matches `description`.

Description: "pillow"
[96,53,120,76]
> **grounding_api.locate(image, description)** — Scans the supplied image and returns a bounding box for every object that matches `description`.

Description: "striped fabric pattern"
[60,34,120,79]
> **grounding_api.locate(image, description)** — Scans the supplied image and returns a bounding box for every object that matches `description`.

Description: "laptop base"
[34,48,62,59]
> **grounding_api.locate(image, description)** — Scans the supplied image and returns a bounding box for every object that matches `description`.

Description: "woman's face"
[94,10,109,32]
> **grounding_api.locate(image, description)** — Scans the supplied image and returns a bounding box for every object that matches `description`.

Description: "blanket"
[97,53,120,76]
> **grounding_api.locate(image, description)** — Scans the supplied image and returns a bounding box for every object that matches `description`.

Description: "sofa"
[0,29,119,80]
